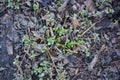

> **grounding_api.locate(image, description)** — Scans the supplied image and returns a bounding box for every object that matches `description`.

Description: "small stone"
[72,5,77,11]
[111,38,117,44]
[28,21,35,28]
[26,1,31,7]
[20,19,28,26]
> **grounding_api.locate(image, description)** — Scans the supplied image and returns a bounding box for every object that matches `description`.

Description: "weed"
[106,8,115,14]
[93,11,101,17]
[47,36,56,45]
[53,27,68,36]
[7,0,13,8]
[33,2,39,11]
[57,70,67,80]
[7,0,21,9]
[33,61,52,79]
[54,0,61,6]
[22,35,31,46]
[93,33,100,41]
[46,17,55,25]
[74,37,85,44]
[103,0,109,3]
[41,49,47,53]
[64,40,75,49]
[22,35,37,46]
[80,9,88,16]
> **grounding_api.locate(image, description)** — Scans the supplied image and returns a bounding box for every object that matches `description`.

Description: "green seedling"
[46,17,55,24]
[54,0,61,6]
[47,36,56,45]
[93,33,99,41]
[53,27,68,36]
[93,11,101,17]
[33,2,39,10]
[75,37,85,44]
[22,35,31,46]
[33,61,52,79]
[7,0,21,9]
[103,0,109,2]
[41,49,46,53]
[80,9,88,16]
[22,35,37,46]
[7,0,13,8]
[64,40,75,49]
[57,70,67,80]
[107,8,115,14]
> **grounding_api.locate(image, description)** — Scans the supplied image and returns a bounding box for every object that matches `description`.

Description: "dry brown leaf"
[72,17,80,28]
[88,44,106,71]
[32,31,45,40]
[58,0,69,13]
[84,0,96,12]
[111,60,120,67]
[32,44,47,52]
[6,40,13,55]
[88,54,98,71]
[42,13,55,19]
[50,27,54,36]
[72,5,77,11]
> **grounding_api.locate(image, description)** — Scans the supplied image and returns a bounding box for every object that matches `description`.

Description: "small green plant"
[33,61,52,79]
[46,17,55,24]
[47,36,56,45]
[22,35,31,46]
[106,8,115,14]
[7,0,21,9]
[84,48,90,56]
[7,0,13,8]
[93,11,101,17]
[64,40,75,49]
[41,49,47,53]
[22,35,37,46]
[93,33,99,41]
[95,2,100,7]
[80,9,88,16]
[57,70,67,80]
[33,2,39,10]
[74,37,85,44]
[103,0,109,2]
[53,27,68,36]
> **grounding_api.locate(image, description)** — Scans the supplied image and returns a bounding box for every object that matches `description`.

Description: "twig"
[47,50,60,77]
[80,19,103,37]
[50,27,54,36]
[88,44,106,71]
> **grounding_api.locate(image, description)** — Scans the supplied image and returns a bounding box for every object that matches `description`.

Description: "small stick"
[88,44,106,71]
[80,19,103,37]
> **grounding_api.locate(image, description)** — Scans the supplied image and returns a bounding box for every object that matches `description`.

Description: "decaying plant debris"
[0,0,120,80]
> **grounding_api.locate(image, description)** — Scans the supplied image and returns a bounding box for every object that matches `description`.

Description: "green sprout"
[53,27,68,36]
[33,61,52,79]
[7,0,21,9]
[33,2,39,10]
[80,9,88,16]
[47,36,56,45]
[64,40,75,49]
[46,17,55,24]
[107,8,115,14]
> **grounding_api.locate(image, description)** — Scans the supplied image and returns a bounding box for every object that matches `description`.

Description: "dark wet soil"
[0,0,120,80]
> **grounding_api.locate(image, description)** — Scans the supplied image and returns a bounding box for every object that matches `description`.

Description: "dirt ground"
[0,0,120,80]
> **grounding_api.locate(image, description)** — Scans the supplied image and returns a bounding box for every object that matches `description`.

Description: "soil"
[0,0,120,80]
